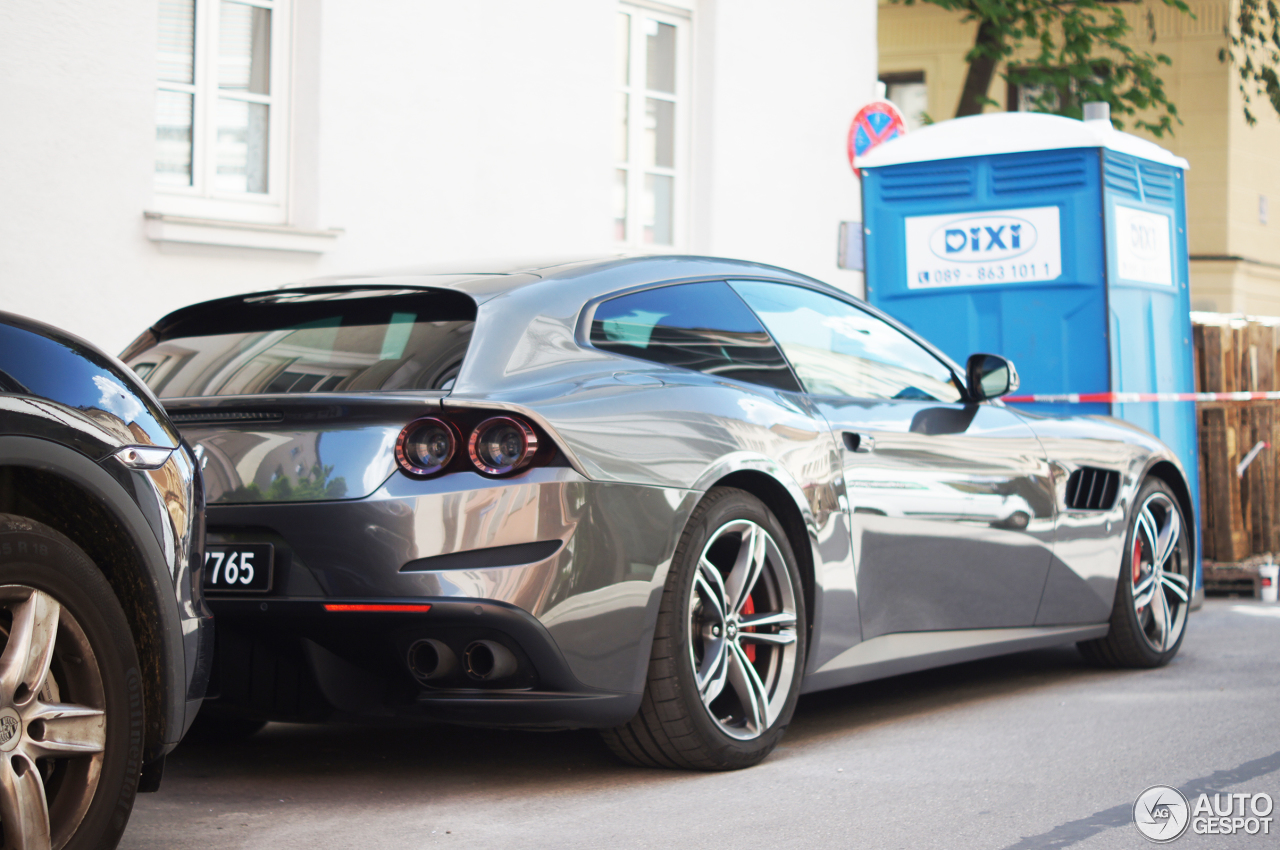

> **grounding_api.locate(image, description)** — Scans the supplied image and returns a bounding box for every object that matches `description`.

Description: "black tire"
[602,488,807,770]
[1078,478,1192,669]
[0,513,143,850]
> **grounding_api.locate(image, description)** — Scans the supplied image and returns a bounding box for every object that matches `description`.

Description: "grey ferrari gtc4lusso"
[123,256,1196,770]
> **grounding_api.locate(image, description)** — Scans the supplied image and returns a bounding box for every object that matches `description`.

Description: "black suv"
[0,311,212,849]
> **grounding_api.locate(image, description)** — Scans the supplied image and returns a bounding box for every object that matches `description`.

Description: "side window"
[729,281,962,403]
[589,281,801,392]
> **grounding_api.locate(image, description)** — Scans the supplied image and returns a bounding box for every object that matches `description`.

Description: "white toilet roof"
[856,112,1189,170]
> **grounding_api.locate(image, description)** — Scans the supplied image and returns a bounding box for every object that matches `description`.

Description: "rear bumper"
[205,596,642,729]
[205,467,698,698]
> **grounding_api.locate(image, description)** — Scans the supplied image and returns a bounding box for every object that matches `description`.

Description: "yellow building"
[879,0,1280,314]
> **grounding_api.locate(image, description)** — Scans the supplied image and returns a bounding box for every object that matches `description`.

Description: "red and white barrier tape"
[1003,391,1280,403]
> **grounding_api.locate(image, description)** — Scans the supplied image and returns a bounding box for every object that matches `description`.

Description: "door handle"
[843,432,875,453]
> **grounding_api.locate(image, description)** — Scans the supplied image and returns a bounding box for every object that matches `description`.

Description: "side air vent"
[879,164,974,200]
[1139,163,1177,204]
[170,410,285,425]
[991,154,1088,195]
[1065,467,1120,511]
[1103,153,1142,200]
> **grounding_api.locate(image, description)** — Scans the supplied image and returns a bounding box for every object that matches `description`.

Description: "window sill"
[144,212,344,254]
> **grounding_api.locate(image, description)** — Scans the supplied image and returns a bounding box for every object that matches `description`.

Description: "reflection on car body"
[0,311,212,846]
[123,256,1196,770]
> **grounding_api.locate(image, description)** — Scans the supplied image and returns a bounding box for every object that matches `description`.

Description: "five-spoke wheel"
[603,488,806,770]
[1129,491,1191,654]
[0,515,143,850]
[0,587,107,850]
[688,519,799,741]
[1079,478,1192,668]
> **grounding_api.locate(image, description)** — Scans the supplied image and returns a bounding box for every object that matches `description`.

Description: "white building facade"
[1,0,878,353]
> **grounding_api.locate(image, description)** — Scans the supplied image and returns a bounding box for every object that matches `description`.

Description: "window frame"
[154,0,292,225]
[879,70,928,132]
[1005,65,1076,115]
[577,276,971,401]
[578,278,803,392]
[725,279,972,403]
[615,2,692,250]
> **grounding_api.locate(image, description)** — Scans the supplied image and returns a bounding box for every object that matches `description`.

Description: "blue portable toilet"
[857,109,1200,596]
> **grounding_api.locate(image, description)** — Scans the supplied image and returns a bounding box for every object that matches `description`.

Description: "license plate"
[203,544,273,593]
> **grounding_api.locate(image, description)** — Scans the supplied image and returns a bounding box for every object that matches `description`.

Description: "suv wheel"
[0,514,144,850]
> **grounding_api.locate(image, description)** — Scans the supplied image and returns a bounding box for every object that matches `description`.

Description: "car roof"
[141,254,967,384]
[141,255,829,342]
[279,254,819,302]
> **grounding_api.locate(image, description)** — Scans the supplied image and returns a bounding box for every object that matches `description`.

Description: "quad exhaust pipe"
[463,640,517,681]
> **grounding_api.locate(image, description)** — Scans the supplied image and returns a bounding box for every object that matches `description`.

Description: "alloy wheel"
[1129,493,1191,654]
[687,520,798,741]
[0,585,107,850]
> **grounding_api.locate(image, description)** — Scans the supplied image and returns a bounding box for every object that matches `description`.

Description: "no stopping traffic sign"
[848,101,907,176]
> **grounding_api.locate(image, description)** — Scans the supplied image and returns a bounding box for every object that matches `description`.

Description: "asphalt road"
[121,598,1280,849]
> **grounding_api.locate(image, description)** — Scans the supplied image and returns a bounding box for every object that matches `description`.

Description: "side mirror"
[966,353,1020,401]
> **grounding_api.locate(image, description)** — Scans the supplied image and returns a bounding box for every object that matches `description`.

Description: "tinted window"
[123,289,476,398]
[729,281,962,402]
[589,281,800,392]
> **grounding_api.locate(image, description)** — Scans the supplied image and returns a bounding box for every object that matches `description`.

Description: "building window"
[616,4,689,248]
[155,0,290,223]
[1006,68,1067,114]
[879,72,928,131]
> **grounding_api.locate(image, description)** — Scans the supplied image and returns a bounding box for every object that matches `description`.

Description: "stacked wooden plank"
[1193,314,1280,567]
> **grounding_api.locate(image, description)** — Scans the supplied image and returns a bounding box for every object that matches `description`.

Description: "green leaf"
[1220,0,1280,122]
[889,0,1197,133]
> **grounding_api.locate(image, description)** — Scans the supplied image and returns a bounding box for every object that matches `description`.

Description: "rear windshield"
[124,289,476,398]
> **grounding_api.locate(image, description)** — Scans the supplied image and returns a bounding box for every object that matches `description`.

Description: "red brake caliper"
[1133,535,1145,606]
[741,594,756,662]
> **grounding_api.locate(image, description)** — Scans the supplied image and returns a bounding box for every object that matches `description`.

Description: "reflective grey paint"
[1012,411,1195,627]
[174,394,443,504]
[801,623,1109,694]
[208,466,696,693]
[178,256,1194,715]
[817,398,1056,638]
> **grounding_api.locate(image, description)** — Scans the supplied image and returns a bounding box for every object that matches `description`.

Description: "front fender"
[0,434,191,758]
[687,450,859,676]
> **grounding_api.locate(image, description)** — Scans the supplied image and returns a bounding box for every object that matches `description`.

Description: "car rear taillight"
[323,603,433,613]
[396,417,457,476]
[468,416,538,475]
[395,412,549,478]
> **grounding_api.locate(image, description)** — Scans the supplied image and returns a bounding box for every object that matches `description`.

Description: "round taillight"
[396,417,456,476]
[468,416,538,475]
